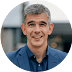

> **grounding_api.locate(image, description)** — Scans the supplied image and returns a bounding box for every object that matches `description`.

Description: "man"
[6,4,67,71]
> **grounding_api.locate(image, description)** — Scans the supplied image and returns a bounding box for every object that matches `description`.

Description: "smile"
[32,36,43,38]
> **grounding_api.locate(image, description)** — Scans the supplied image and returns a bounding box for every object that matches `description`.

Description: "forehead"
[26,13,49,23]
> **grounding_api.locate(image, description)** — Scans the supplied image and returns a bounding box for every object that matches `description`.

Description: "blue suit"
[6,44,67,71]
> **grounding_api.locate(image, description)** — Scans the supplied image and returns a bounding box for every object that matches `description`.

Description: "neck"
[27,41,47,63]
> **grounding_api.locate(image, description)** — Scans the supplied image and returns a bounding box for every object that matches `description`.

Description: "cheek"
[42,28,49,35]
[26,29,33,36]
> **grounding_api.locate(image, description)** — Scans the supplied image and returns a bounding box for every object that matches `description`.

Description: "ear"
[21,24,26,35]
[48,23,54,35]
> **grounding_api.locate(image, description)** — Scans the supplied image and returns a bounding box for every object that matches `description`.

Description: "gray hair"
[23,4,51,25]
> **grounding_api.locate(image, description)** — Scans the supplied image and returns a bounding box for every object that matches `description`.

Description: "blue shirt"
[26,46,48,72]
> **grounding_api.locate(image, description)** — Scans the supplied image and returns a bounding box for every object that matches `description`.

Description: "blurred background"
[1,1,72,53]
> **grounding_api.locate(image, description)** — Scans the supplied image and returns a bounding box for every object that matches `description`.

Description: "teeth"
[34,36,41,38]
[33,36,42,38]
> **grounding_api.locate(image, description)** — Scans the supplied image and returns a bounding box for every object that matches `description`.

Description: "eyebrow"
[40,21,47,25]
[27,20,47,25]
[27,21,34,24]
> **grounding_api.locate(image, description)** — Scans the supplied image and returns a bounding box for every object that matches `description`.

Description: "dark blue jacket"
[6,44,67,71]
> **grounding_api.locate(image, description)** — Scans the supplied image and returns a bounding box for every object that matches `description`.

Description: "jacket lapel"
[48,46,58,70]
[17,44,30,71]
[17,44,59,70]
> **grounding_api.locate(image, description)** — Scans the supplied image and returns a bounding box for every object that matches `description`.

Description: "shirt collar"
[26,46,34,59]
[26,44,49,59]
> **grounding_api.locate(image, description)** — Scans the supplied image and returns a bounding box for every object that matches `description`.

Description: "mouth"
[32,36,43,41]
[32,36,43,39]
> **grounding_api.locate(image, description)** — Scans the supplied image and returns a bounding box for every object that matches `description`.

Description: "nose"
[34,25,40,34]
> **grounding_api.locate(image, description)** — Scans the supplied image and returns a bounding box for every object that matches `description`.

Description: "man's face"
[21,13,53,47]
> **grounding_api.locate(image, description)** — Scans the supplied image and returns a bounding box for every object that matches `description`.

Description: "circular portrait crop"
[1,0,72,72]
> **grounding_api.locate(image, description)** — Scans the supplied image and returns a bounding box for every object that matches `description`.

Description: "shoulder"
[6,44,28,67]
[48,46,67,60]
[6,48,21,61]
[6,44,27,61]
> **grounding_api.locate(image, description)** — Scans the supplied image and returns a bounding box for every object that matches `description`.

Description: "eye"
[28,24,35,27]
[29,24,34,26]
[40,24,45,26]
[41,24,44,25]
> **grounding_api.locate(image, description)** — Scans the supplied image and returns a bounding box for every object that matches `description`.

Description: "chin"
[31,42,43,47]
